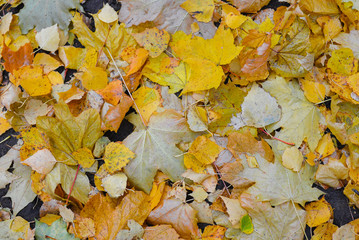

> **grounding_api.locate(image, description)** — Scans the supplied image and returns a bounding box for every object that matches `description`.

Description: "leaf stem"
[65,164,80,206]
[259,128,295,146]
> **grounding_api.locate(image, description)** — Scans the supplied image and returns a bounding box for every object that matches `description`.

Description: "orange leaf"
[97,80,124,105]
[81,191,151,240]
[2,42,33,74]
[102,95,133,131]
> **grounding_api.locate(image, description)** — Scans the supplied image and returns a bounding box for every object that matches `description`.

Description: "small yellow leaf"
[191,187,208,203]
[98,3,118,23]
[225,12,248,29]
[184,136,224,173]
[15,65,52,96]
[104,142,135,174]
[181,0,215,22]
[73,148,95,168]
[101,172,127,198]
[132,86,161,124]
[349,132,359,146]
[300,79,326,103]
[315,134,335,159]
[246,154,259,168]
[39,214,61,225]
[202,225,226,240]
[58,83,85,103]
[76,66,108,90]
[282,146,303,172]
[47,71,63,85]
[33,53,63,74]
[305,197,333,228]
[133,27,170,58]
[327,48,357,76]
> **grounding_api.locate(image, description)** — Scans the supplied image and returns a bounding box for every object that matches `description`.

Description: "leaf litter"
[1,0,359,239]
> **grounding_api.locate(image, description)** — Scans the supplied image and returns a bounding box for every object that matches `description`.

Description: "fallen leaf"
[305,197,333,227]
[123,110,196,193]
[35,218,79,240]
[72,147,95,168]
[231,83,281,129]
[2,42,33,74]
[237,152,323,206]
[184,136,224,173]
[22,149,57,174]
[148,198,201,239]
[101,172,127,198]
[14,65,52,96]
[81,191,150,240]
[104,142,135,174]
[281,146,303,172]
[262,75,322,151]
[133,27,170,58]
[35,24,60,52]
[132,86,161,124]
[44,163,91,204]
[180,0,214,22]
[98,3,118,23]
[18,0,82,34]
[142,225,181,240]
[37,102,103,165]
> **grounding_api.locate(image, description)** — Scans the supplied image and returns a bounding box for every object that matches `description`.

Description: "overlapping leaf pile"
[1,0,359,239]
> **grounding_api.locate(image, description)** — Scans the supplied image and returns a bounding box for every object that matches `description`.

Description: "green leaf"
[44,163,90,204]
[35,218,80,240]
[123,110,197,193]
[18,0,82,34]
[37,102,103,165]
[240,214,254,234]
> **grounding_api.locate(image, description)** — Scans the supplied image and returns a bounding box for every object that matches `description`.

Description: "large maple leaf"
[18,0,82,34]
[123,110,197,193]
[226,193,306,240]
[262,75,323,151]
[237,153,323,206]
